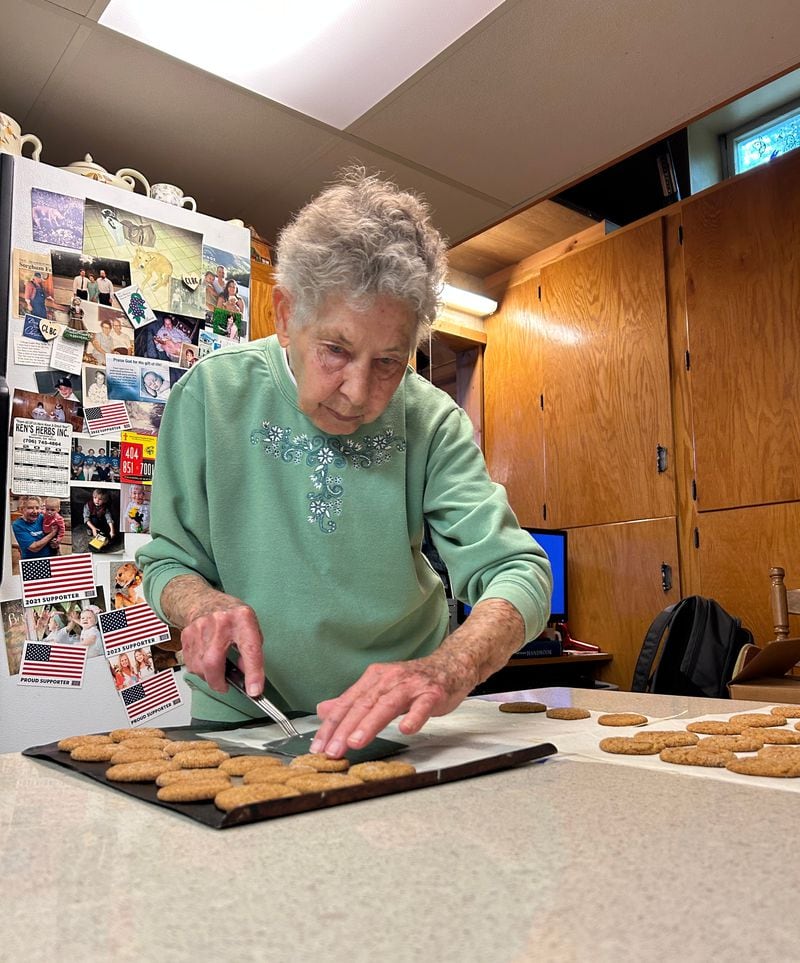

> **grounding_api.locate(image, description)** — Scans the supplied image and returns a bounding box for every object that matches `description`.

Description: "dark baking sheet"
[23,728,557,829]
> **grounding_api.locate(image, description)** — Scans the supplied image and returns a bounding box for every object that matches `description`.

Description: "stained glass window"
[730,103,800,174]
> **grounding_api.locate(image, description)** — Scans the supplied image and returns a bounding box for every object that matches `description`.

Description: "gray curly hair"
[274,167,448,346]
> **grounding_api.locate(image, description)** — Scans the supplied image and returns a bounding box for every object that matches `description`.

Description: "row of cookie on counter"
[56,727,417,811]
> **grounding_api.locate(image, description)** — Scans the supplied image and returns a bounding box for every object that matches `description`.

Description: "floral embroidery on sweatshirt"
[250,422,406,533]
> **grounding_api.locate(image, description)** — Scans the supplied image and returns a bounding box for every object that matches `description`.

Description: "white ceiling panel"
[349,0,800,206]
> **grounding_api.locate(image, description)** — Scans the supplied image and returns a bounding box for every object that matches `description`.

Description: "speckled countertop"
[2,687,798,963]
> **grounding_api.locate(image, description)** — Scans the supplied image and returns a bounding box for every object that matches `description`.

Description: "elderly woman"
[138,168,551,757]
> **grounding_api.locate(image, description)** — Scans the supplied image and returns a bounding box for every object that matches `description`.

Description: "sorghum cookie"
[243,765,314,785]
[157,780,232,803]
[599,737,660,755]
[727,713,783,728]
[598,713,648,727]
[349,761,417,781]
[659,747,736,767]
[58,734,112,751]
[214,783,301,812]
[758,745,800,760]
[110,727,166,742]
[632,730,699,748]
[686,721,745,735]
[770,705,800,719]
[110,747,168,764]
[726,756,800,778]
[106,760,177,782]
[164,740,220,755]
[170,749,230,769]
[746,727,800,745]
[70,743,120,762]
[285,772,364,793]
[219,755,284,776]
[156,768,231,787]
[499,701,547,713]
[290,753,350,772]
[545,708,591,720]
[696,734,764,752]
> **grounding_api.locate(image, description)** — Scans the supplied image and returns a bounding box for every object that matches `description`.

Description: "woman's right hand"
[161,575,265,697]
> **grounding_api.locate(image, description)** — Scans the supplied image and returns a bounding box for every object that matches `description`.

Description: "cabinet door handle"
[656,445,668,473]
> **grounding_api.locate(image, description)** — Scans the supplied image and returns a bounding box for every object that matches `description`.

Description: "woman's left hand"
[311,598,528,758]
[311,651,477,758]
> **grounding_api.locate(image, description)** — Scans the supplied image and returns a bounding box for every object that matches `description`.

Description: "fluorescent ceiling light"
[441,284,497,317]
[100,0,505,129]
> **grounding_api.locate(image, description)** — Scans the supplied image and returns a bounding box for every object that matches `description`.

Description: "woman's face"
[120,653,131,670]
[275,291,414,436]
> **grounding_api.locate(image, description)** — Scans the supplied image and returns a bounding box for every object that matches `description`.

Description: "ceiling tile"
[349,0,800,206]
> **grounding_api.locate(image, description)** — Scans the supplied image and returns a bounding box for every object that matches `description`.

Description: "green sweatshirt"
[137,335,551,722]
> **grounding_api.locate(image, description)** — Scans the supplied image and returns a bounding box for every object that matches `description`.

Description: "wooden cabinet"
[682,153,800,511]
[540,218,675,528]
[483,149,800,664]
[484,279,545,524]
[567,517,680,689]
[249,260,276,340]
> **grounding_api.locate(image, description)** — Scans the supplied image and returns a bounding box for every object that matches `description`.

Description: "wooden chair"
[769,567,800,640]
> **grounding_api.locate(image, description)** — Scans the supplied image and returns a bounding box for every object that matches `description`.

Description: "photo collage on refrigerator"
[3,183,250,723]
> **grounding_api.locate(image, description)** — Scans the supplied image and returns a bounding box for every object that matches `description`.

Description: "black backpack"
[631,596,754,698]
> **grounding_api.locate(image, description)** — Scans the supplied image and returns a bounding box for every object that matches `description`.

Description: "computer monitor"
[524,527,568,623]
[456,527,568,629]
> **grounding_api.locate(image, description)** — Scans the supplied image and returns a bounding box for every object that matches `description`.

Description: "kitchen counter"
[3,687,798,963]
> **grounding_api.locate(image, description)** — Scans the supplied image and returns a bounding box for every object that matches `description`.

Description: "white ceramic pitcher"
[0,112,43,160]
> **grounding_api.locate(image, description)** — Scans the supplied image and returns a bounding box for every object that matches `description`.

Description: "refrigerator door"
[0,155,251,752]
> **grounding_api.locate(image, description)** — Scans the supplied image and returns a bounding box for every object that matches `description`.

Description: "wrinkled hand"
[311,653,477,758]
[180,598,265,697]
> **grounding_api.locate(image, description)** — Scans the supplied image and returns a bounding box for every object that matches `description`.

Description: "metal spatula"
[223,659,408,761]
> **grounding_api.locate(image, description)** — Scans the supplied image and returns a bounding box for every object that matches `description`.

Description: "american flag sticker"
[18,640,87,687]
[120,669,182,725]
[20,553,96,607]
[85,402,131,435]
[99,603,171,656]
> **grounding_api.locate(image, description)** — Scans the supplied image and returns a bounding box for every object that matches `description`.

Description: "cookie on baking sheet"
[156,768,231,787]
[746,727,800,745]
[632,730,699,748]
[70,743,119,762]
[758,745,800,760]
[58,734,112,751]
[597,713,648,727]
[686,720,745,735]
[499,701,547,713]
[696,734,764,752]
[106,760,177,782]
[110,747,168,764]
[157,780,232,803]
[164,740,220,756]
[770,705,800,719]
[726,756,800,778]
[219,755,284,776]
[109,727,166,742]
[545,708,591,720]
[659,747,736,767]
[349,761,417,781]
[599,737,660,755]
[243,765,314,785]
[285,772,364,794]
[290,753,350,772]
[214,783,301,812]
[727,713,783,728]
[169,749,230,769]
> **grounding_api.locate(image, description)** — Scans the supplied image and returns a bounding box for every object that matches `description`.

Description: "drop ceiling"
[1,0,799,273]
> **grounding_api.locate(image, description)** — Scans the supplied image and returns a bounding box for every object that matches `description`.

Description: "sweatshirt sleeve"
[422,405,552,642]
[135,375,220,623]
